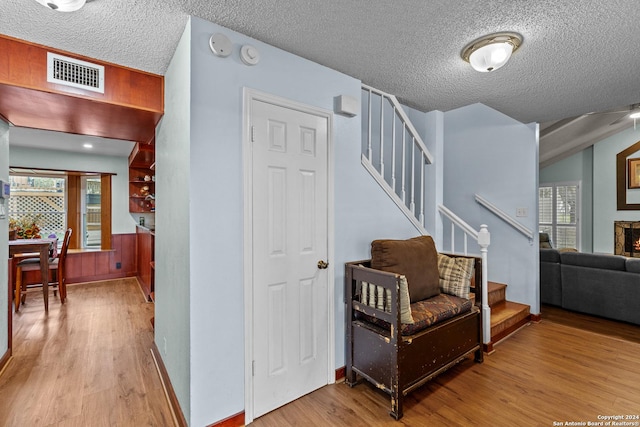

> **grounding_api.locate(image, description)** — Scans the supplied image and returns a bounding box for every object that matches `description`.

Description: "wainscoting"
[17,233,137,285]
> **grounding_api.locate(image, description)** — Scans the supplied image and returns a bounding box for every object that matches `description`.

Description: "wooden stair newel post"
[478,224,491,345]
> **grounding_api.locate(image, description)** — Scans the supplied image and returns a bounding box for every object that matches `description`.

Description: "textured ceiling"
[3,0,640,161]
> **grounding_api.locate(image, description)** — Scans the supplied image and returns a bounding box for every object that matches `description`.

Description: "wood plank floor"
[0,278,174,427]
[252,304,640,426]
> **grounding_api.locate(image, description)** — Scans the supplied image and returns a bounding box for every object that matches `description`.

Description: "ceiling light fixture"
[461,32,523,73]
[34,0,86,12]
[83,143,93,149]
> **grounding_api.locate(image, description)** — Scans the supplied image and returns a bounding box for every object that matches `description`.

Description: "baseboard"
[0,349,11,378]
[150,343,188,427]
[483,342,495,354]
[491,316,532,348]
[335,366,345,382]
[206,411,245,427]
[530,313,542,322]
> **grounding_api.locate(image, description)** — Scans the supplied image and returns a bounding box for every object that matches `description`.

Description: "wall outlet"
[116,262,122,269]
[516,207,528,217]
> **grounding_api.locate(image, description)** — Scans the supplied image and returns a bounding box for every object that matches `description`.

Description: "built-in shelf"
[129,141,155,213]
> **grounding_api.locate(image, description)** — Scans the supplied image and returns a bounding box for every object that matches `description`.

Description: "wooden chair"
[15,228,72,312]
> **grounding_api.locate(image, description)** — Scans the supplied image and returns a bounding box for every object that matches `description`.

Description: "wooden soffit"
[0,34,163,142]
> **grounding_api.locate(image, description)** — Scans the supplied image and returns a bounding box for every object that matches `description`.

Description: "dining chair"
[14,228,72,312]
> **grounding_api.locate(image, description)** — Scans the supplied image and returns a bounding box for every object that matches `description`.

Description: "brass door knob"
[317,260,329,269]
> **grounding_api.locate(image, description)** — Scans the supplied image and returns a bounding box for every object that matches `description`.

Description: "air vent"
[47,52,105,94]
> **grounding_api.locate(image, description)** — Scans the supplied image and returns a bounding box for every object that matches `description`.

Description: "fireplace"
[614,221,640,257]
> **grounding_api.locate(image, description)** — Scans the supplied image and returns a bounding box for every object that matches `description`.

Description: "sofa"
[540,248,640,325]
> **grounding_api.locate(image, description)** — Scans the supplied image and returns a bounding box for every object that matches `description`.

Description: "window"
[83,176,101,247]
[8,173,66,241]
[539,182,580,250]
[9,168,112,250]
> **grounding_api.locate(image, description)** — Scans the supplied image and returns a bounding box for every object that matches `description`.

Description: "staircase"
[485,281,531,351]
[361,83,531,351]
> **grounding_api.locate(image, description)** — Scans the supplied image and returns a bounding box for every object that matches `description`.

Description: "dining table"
[8,238,55,311]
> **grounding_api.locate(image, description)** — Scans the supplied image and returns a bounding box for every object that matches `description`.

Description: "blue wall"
[9,146,135,234]
[443,103,539,312]
[593,126,640,252]
[159,16,543,426]
[154,18,192,423]
[164,17,424,426]
[539,147,594,252]
[0,120,9,358]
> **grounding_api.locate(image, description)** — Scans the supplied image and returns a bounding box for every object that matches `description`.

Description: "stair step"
[490,301,530,343]
[470,281,507,307]
[487,281,507,307]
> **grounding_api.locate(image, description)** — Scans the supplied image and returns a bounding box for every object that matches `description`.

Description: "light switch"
[516,207,528,217]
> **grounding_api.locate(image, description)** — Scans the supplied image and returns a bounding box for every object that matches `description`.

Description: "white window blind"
[539,182,580,250]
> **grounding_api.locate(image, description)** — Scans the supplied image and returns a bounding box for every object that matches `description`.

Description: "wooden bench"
[344,251,483,420]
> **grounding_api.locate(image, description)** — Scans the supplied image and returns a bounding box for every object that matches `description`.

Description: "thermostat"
[0,180,9,199]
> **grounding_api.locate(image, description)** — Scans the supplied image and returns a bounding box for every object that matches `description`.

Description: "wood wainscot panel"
[65,251,84,280]
[110,233,123,266]
[120,234,137,276]
[136,226,153,300]
[94,251,111,276]
[81,252,97,277]
[20,234,138,286]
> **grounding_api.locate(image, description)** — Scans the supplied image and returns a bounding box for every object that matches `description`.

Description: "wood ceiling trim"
[0,34,163,142]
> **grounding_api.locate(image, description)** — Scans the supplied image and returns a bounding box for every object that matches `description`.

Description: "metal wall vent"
[47,52,105,94]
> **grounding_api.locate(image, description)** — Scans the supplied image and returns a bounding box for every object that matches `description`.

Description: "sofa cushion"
[371,235,440,302]
[560,252,626,271]
[437,253,474,299]
[540,248,560,263]
[360,275,414,324]
[625,258,640,273]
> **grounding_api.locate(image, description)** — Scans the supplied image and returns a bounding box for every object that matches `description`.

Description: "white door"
[251,98,329,418]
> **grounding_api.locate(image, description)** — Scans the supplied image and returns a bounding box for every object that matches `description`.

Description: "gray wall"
[539,147,594,252]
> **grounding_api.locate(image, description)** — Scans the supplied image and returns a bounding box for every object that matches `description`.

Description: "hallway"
[0,278,174,426]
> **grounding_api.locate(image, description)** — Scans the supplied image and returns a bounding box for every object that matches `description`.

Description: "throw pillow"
[437,253,474,299]
[360,275,414,324]
[371,235,440,303]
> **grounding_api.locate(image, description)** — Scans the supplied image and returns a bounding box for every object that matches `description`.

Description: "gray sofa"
[540,249,640,325]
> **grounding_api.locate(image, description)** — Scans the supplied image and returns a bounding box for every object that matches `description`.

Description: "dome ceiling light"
[34,0,86,12]
[461,32,523,72]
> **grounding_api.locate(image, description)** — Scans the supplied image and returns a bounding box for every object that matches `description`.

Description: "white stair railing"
[361,84,434,233]
[438,205,491,345]
[475,194,533,241]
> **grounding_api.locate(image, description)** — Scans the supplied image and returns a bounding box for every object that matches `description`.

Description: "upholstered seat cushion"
[356,293,472,336]
[402,294,472,335]
[371,235,440,302]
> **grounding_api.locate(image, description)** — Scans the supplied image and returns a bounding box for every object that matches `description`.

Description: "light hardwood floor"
[252,305,640,426]
[3,282,640,427]
[0,278,174,427]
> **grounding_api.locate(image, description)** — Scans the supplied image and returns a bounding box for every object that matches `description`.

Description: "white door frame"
[242,88,335,424]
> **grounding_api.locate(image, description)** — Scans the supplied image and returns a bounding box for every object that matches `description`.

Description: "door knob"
[317,260,329,269]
